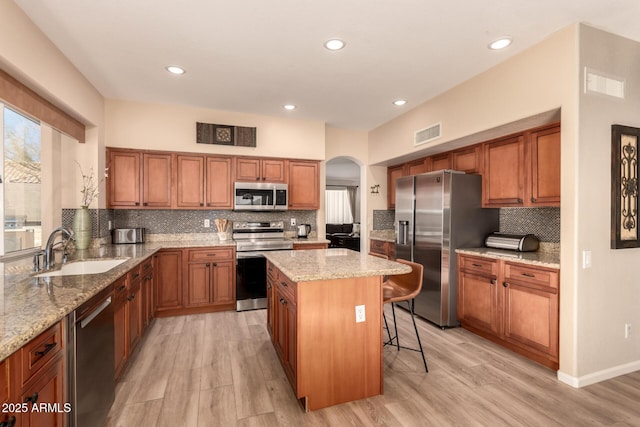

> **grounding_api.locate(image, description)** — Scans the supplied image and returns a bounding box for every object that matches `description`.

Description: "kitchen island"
[263,248,411,411]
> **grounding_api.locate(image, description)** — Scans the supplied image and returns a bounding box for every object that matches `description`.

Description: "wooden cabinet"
[8,322,66,427]
[176,155,205,208]
[406,158,428,175]
[430,152,452,171]
[273,275,297,386]
[107,148,172,208]
[176,155,233,209]
[289,160,320,210]
[369,239,395,260]
[457,254,559,369]
[387,164,405,209]
[205,156,234,209]
[453,145,483,174]
[267,264,383,411]
[457,256,499,335]
[154,250,183,313]
[108,149,141,207]
[235,157,287,183]
[483,134,526,207]
[185,248,235,310]
[0,358,15,427]
[292,242,328,250]
[483,123,560,207]
[141,258,154,331]
[142,152,172,207]
[529,124,560,206]
[113,276,128,379]
[127,270,143,353]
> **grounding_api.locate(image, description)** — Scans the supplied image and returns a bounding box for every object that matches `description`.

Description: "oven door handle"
[236,251,267,259]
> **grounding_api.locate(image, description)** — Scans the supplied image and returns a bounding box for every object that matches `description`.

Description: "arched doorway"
[325,157,362,251]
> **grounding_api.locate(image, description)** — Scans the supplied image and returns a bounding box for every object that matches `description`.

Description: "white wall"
[569,25,640,384]
[368,25,582,379]
[0,1,105,221]
[105,99,325,160]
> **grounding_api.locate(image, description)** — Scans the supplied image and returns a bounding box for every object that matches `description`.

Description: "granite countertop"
[0,237,236,362]
[264,248,411,282]
[455,248,560,269]
[287,237,330,244]
[369,230,395,243]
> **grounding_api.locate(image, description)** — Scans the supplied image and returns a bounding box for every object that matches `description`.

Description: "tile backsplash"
[63,209,317,240]
[372,207,560,243]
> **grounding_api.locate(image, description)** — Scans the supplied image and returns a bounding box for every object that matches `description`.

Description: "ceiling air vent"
[414,123,441,146]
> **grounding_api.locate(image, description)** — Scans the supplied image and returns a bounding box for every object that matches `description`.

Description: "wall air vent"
[414,123,441,146]
[584,68,625,99]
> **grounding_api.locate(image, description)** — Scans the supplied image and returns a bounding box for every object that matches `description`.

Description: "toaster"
[485,233,539,252]
[112,228,145,244]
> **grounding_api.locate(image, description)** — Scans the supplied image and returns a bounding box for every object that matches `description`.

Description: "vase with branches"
[73,162,108,249]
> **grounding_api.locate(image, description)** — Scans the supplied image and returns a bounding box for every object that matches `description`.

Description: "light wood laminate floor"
[106,307,640,426]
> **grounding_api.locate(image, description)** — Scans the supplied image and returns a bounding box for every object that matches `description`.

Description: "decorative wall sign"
[611,124,640,249]
[196,122,256,147]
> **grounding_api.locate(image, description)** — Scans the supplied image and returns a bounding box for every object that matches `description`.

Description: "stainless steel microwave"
[234,182,288,211]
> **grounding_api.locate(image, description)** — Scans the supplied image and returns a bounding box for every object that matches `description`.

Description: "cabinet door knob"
[531,197,536,203]
[200,203,204,207]
[135,202,140,206]
[280,281,288,287]
[143,202,148,206]
[206,263,210,267]
[517,198,523,204]
[503,282,508,288]
[255,177,260,180]
[490,279,496,285]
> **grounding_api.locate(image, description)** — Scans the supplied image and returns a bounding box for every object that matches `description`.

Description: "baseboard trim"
[557,359,640,388]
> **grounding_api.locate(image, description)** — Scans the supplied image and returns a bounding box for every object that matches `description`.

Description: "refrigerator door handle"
[397,220,409,245]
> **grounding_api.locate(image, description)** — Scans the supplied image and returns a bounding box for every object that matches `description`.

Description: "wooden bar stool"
[382,258,428,372]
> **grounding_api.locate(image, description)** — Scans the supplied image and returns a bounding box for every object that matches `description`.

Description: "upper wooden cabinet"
[107,149,172,208]
[289,160,320,210]
[387,164,405,209]
[482,123,560,207]
[235,157,287,183]
[406,158,428,175]
[175,155,233,210]
[430,152,452,171]
[108,149,141,207]
[452,145,483,174]
[529,125,560,206]
[483,134,526,207]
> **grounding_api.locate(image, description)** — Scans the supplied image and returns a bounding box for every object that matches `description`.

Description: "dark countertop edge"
[1,240,238,362]
[455,248,560,269]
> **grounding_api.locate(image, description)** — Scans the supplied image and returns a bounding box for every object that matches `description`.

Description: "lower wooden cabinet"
[457,254,559,369]
[292,242,328,250]
[2,322,66,427]
[185,248,236,311]
[155,250,184,313]
[141,258,154,330]
[369,239,395,260]
[128,273,143,353]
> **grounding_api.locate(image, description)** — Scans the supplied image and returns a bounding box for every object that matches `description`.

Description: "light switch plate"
[582,250,592,269]
[355,305,366,323]
[204,219,210,228]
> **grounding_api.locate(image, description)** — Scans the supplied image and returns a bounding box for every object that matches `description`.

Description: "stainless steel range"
[233,221,293,311]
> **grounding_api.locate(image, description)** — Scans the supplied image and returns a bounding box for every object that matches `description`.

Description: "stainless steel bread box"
[485,233,539,252]
[112,228,145,244]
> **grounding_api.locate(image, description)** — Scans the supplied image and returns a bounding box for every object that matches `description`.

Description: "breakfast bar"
[263,248,411,411]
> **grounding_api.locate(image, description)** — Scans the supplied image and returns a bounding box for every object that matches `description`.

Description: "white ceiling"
[14,0,640,131]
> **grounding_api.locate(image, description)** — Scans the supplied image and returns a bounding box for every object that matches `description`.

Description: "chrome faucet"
[41,227,75,271]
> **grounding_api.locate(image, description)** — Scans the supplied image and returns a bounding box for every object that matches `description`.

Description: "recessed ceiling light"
[488,37,512,50]
[393,99,407,106]
[324,39,346,51]
[283,104,296,110]
[166,65,186,75]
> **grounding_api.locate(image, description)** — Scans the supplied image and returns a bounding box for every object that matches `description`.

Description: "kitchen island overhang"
[264,248,411,411]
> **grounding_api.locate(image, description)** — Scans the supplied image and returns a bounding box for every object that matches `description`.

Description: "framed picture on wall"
[611,124,640,249]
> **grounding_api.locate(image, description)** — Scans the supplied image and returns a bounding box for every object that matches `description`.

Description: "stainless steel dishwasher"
[67,284,115,427]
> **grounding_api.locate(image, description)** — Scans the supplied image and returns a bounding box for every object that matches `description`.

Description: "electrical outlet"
[108,220,113,230]
[625,323,632,339]
[582,250,592,269]
[291,218,296,226]
[355,305,366,323]
[204,219,210,228]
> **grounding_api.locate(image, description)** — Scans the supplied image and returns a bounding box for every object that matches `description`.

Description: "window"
[0,105,41,255]
[325,188,353,224]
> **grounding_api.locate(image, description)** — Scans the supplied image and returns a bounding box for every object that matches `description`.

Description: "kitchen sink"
[35,258,129,277]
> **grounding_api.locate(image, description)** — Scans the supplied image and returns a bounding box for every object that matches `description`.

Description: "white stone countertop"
[0,237,237,362]
[369,230,395,243]
[455,247,560,269]
[264,248,411,282]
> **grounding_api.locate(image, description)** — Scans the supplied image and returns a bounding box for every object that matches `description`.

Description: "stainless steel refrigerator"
[395,170,499,327]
